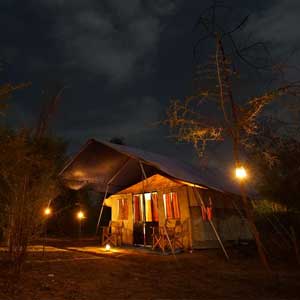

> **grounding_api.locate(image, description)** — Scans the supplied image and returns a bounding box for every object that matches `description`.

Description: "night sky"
[1,0,299,172]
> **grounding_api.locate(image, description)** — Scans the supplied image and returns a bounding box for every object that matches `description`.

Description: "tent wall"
[105,194,134,244]
[104,174,252,249]
[105,176,192,248]
[186,186,252,248]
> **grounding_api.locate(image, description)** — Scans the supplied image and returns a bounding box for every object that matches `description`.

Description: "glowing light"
[74,170,85,177]
[44,207,52,216]
[235,166,247,180]
[105,244,111,251]
[77,211,85,220]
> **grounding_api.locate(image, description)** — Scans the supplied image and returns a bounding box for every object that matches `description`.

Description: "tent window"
[133,194,143,222]
[133,192,159,222]
[163,192,180,219]
[118,198,128,220]
[144,193,152,222]
[151,192,159,222]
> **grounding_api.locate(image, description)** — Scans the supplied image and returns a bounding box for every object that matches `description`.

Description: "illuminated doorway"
[133,192,158,245]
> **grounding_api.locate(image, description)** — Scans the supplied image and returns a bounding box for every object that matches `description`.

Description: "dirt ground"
[0,239,299,300]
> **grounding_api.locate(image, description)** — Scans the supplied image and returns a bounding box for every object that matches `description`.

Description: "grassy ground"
[0,239,299,300]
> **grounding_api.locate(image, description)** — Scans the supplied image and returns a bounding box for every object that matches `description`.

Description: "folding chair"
[152,219,182,253]
[152,226,168,253]
[172,219,189,249]
[101,221,123,246]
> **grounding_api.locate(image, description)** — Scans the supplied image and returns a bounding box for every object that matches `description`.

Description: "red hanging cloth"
[133,195,140,221]
[172,192,180,219]
[207,197,213,221]
[165,193,172,219]
[151,193,159,222]
[207,207,213,221]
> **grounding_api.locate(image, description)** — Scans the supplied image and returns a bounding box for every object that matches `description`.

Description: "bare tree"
[165,1,300,273]
[35,82,67,139]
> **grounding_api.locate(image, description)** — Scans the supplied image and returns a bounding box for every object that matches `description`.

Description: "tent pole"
[139,161,148,182]
[185,187,194,250]
[192,187,229,260]
[95,183,110,235]
[163,225,176,256]
[95,158,131,235]
[139,161,147,247]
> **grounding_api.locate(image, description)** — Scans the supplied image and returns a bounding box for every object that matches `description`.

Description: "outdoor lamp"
[44,207,52,216]
[105,244,111,251]
[77,211,85,220]
[235,166,247,180]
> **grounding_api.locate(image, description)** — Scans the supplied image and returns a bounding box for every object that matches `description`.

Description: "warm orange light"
[235,166,247,180]
[74,170,85,177]
[44,207,52,216]
[77,211,85,220]
[105,244,111,251]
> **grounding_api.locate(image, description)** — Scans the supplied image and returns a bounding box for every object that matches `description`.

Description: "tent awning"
[60,139,240,194]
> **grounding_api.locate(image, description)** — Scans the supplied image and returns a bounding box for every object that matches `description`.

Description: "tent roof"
[60,139,240,195]
[115,174,183,195]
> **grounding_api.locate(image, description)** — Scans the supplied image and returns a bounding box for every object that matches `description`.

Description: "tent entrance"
[133,222,157,246]
[133,193,159,246]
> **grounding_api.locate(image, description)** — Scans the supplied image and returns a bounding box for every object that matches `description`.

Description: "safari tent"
[60,139,252,249]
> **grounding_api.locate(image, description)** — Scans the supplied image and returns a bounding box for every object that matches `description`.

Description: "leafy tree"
[0,129,67,273]
[250,131,300,212]
[248,126,300,264]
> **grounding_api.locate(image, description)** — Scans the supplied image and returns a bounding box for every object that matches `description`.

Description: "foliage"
[46,187,99,237]
[249,132,300,212]
[0,82,30,115]
[0,128,67,273]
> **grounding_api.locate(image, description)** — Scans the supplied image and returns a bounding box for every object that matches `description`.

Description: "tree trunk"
[216,34,271,274]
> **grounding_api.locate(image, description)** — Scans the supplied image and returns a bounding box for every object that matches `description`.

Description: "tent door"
[133,221,157,246]
[133,193,158,246]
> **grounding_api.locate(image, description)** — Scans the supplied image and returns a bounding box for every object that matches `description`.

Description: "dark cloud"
[247,0,300,81]
[58,96,163,141]
[248,0,300,45]
[1,0,299,170]
[32,0,182,84]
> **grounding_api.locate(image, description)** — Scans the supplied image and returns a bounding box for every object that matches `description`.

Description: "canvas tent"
[60,139,252,249]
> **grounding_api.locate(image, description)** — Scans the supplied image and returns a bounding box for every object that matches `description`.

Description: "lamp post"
[77,211,85,240]
[235,166,247,181]
[43,207,52,256]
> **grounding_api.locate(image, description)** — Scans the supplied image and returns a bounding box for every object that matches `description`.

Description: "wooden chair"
[152,226,168,253]
[101,221,123,246]
[172,219,189,249]
[152,219,186,253]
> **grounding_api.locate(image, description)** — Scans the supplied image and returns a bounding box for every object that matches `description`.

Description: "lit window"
[133,192,159,222]
[144,193,152,222]
[163,192,180,219]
